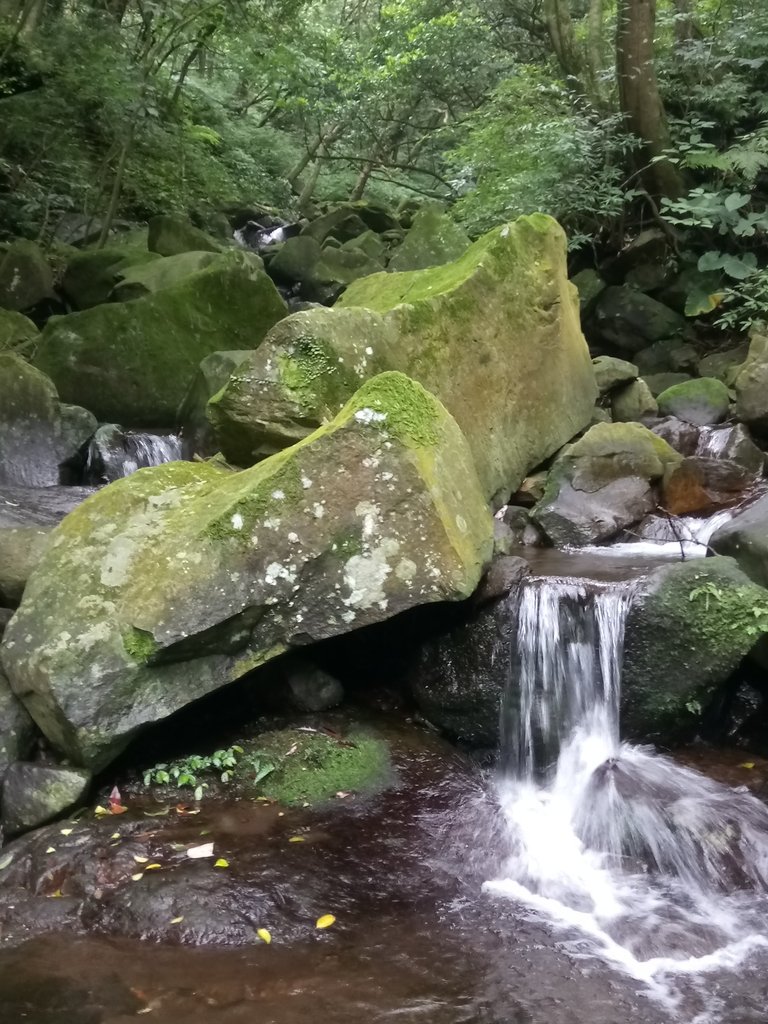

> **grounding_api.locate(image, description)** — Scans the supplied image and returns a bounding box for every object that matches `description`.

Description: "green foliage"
[143,745,276,800]
[689,581,768,638]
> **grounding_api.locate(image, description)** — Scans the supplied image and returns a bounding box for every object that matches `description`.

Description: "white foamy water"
[486,576,768,1018]
[85,430,182,482]
[570,507,736,560]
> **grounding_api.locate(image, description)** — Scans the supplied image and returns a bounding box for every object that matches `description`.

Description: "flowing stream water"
[487,574,768,1020]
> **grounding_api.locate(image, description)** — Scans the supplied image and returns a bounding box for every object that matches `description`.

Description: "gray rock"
[711,493,768,589]
[0,526,50,605]
[474,555,530,604]
[571,269,606,313]
[650,416,700,456]
[147,215,222,257]
[594,286,685,353]
[0,240,54,312]
[532,422,681,546]
[592,355,638,395]
[635,338,698,374]
[283,658,344,712]
[699,343,749,385]
[387,205,469,272]
[2,764,91,836]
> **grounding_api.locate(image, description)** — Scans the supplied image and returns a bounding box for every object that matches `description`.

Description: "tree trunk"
[673,0,702,43]
[616,0,684,197]
[543,0,583,85]
[349,159,374,201]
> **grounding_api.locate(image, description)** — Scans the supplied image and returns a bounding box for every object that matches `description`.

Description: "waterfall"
[486,574,768,1013]
[84,428,182,484]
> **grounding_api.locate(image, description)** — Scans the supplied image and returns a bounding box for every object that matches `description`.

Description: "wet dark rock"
[0,609,12,641]
[594,286,685,353]
[2,764,91,837]
[699,343,749,385]
[650,416,700,456]
[622,557,768,741]
[147,214,222,257]
[61,246,160,309]
[661,456,752,516]
[635,338,698,375]
[410,594,519,745]
[281,656,344,712]
[572,268,606,313]
[697,424,765,477]
[0,484,93,528]
[474,554,530,605]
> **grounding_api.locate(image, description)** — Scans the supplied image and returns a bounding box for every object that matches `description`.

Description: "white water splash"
[571,507,736,560]
[486,576,768,1018]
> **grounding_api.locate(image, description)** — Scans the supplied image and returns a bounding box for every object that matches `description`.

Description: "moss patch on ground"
[243,727,391,806]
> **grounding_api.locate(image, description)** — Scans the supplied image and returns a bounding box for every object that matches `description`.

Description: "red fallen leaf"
[108,785,127,814]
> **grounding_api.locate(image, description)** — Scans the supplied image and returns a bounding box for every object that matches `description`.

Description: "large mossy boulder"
[622,557,768,740]
[147,215,222,257]
[110,250,245,302]
[0,240,54,312]
[532,421,682,546]
[1,372,493,770]
[210,215,597,502]
[269,237,382,300]
[594,286,685,353]
[33,253,287,425]
[61,247,161,309]
[657,377,730,426]
[0,354,96,487]
[734,331,768,433]
[387,205,469,272]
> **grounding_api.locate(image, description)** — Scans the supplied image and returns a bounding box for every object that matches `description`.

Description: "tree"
[616,0,685,197]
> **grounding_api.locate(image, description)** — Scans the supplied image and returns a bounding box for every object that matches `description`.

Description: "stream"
[4,549,768,1023]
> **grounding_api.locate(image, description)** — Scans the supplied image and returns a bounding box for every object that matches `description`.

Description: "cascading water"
[487,574,768,1019]
[83,427,182,483]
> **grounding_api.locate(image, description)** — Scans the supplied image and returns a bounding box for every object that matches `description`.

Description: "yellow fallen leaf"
[214,858,229,868]
[257,928,272,944]
[133,855,149,863]
[740,762,756,769]
[171,916,184,924]
[47,890,63,898]
[110,832,120,839]
[131,872,144,881]
[94,805,110,816]
[316,914,336,929]
[145,863,162,870]
[45,847,56,854]
[60,828,73,836]
[288,836,305,843]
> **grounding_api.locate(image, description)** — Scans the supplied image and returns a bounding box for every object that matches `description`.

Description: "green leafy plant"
[142,744,274,800]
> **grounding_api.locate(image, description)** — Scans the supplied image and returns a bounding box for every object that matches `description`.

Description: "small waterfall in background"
[83,426,182,484]
[487,574,768,1016]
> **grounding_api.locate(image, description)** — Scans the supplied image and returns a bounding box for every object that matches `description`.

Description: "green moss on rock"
[657,377,730,426]
[247,728,391,805]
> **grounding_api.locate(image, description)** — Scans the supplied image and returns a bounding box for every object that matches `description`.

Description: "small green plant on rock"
[142,745,275,800]
[688,581,768,638]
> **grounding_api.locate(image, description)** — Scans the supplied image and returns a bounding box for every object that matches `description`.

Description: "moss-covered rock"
[211,215,596,501]
[208,307,395,463]
[622,557,768,740]
[1,763,91,836]
[644,372,691,396]
[611,378,658,422]
[177,350,251,458]
[61,246,161,309]
[532,421,682,546]
[33,253,287,425]
[269,237,382,300]
[571,268,606,313]
[735,331,768,433]
[1,372,492,770]
[0,240,54,312]
[657,377,730,426]
[147,215,223,256]
[387,204,469,272]
[0,354,96,486]
[711,493,768,588]
[246,728,390,805]
[698,343,749,386]
[0,309,38,354]
[111,250,255,301]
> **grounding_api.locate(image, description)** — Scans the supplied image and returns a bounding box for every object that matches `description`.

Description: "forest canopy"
[1,0,767,330]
